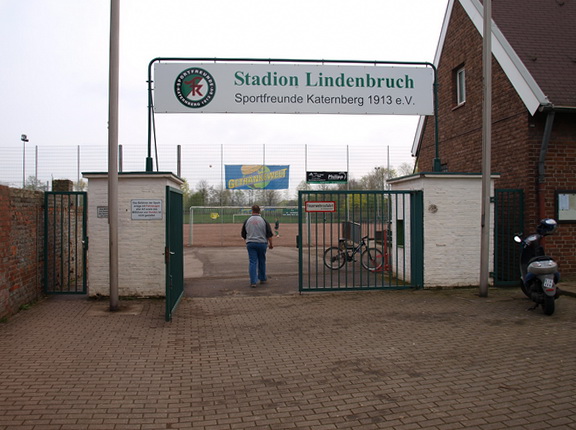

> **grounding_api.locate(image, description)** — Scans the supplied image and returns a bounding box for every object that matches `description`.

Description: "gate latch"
[164,247,175,264]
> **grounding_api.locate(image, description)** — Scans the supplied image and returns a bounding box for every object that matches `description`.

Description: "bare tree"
[361,166,397,190]
[397,161,415,177]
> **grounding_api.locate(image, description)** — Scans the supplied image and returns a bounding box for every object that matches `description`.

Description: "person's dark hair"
[252,205,261,214]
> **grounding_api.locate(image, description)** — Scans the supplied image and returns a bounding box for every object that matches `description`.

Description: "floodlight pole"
[108,0,120,311]
[479,0,492,297]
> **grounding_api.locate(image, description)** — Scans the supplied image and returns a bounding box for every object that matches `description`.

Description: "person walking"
[241,205,274,287]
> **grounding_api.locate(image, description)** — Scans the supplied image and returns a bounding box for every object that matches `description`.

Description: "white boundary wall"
[84,172,183,297]
[388,173,499,288]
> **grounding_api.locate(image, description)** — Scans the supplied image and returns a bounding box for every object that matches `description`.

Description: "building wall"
[541,113,576,274]
[0,185,44,319]
[85,174,182,297]
[417,1,576,276]
[389,174,495,288]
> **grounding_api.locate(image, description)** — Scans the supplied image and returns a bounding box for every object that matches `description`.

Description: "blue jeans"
[246,242,268,284]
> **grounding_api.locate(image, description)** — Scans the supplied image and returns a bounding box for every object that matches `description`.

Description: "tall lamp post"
[21,134,29,188]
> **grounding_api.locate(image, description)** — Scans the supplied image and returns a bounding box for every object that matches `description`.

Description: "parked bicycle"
[323,235,384,271]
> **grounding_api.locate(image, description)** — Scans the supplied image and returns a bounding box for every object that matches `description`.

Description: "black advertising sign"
[306,171,348,184]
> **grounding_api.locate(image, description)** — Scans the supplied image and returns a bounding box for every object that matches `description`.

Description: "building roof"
[412,0,576,156]
[491,0,576,110]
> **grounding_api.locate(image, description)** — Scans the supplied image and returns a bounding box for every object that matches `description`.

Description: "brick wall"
[541,114,576,274]
[417,1,576,276]
[0,185,44,319]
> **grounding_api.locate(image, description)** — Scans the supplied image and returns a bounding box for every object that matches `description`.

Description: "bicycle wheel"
[323,247,346,270]
[361,248,384,271]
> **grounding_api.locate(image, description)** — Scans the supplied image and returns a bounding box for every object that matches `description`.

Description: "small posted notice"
[305,201,336,213]
[97,206,108,219]
[131,199,163,220]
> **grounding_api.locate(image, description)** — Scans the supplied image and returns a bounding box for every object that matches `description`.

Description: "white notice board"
[131,199,163,220]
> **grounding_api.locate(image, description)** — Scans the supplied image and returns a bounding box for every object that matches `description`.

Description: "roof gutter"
[538,104,576,114]
[537,110,556,220]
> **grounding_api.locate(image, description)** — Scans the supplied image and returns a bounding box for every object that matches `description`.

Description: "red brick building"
[413,0,576,276]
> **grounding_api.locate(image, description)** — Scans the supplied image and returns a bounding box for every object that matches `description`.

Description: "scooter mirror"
[514,236,522,243]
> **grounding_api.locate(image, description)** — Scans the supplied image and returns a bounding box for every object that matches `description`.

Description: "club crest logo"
[174,67,216,108]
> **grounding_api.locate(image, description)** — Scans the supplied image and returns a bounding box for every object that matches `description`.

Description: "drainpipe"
[537,110,556,221]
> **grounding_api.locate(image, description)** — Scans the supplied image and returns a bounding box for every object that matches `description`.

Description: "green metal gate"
[298,190,424,292]
[493,189,524,286]
[44,192,88,294]
[165,186,184,321]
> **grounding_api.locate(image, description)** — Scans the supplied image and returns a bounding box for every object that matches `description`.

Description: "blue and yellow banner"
[225,165,290,190]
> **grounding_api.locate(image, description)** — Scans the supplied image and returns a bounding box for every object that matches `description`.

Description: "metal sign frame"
[145,58,439,172]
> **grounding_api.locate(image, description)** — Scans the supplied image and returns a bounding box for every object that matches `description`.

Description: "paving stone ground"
[1,287,576,430]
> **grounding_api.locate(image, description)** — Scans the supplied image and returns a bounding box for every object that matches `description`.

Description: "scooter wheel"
[542,296,555,316]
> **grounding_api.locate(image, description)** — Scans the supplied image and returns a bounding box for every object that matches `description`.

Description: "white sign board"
[305,201,337,213]
[153,63,434,115]
[131,199,163,220]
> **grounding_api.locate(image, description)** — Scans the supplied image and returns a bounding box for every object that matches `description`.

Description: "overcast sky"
[0,0,449,189]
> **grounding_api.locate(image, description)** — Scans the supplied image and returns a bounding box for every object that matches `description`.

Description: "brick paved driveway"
[1,289,576,429]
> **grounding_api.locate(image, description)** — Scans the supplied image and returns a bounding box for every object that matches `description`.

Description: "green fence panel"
[298,190,423,292]
[44,192,88,294]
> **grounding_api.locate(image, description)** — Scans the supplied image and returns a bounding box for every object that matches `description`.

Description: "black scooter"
[514,219,560,315]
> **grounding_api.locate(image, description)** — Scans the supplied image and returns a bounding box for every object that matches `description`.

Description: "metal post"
[387,145,390,178]
[305,144,307,176]
[21,134,28,188]
[189,208,194,246]
[119,144,123,173]
[432,65,441,172]
[177,144,181,177]
[479,0,492,297]
[77,145,80,186]
[108,0,120,311]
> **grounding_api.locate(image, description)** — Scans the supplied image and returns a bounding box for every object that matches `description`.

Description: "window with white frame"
[456,67,466,105]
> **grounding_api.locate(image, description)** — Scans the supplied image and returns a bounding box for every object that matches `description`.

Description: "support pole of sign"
[146,61,154,172]
[479,0,492,298]
[177,145,181,177]
[432,64,442,172]
[108,0,120,311]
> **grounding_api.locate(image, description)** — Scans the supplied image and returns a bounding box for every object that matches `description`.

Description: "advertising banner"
[307,171,348,184]
[225,165,290,190]
[153,63,434,115]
